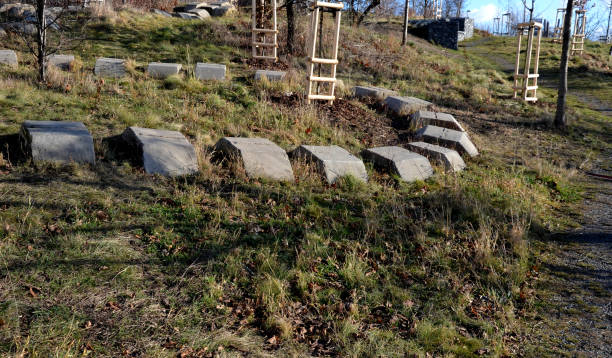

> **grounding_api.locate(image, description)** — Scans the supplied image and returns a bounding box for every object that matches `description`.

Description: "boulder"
[122,127,199,177]
[214,137,294,181]
[362,146,433,182]
[406,141,465,172]
[94,57,126,78]
[353,85,397,101]
[20,120,95,165]
[0,49,18,67]
[415,125,478,157]
[195,63,226,81]
[384,96,432,116]
[47,54,74,70]
[411,111,465,132]
[148,62,182,79]
[255,70,286,82]
[291,145,368,184]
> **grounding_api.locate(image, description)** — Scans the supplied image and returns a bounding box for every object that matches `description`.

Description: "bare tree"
[555,0,574,128]
[521,0,535,22]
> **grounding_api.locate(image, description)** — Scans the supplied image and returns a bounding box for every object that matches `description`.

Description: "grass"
[0,8,610,357]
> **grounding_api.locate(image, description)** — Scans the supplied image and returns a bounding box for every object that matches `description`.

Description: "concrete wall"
[408,17,473,51]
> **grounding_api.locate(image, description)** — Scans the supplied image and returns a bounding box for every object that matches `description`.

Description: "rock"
[195,63,226,81]
[94,57,126,78]
[214,137,294,181]
[174,12,200,20]
[353,85,397,101]
[148,62,182,79]
[122,127,199,177]
[187,8,210,19]
[411,111,464,132]
[151,9,173,17]
[291,145,368,184]
[361,146,433,182]
[1,4,36,20]
[0,49,17,67]
[47,54,74,70]
[406,142,465,172]
[20,120,95,165]
[384,95,432,116]
[255,70,286,82]
[415,125,478,157]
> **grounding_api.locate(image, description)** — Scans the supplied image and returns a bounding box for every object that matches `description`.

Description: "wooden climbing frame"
[571,9,586,56]
[501,13,511,36]
[552,8,565,43]
[251,0,278,61]
[513,21,543,103]
[306,1,343,105]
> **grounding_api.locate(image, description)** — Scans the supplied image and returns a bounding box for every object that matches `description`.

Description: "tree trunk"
[356,0,381,26]
[402,0,409,45]
[286,0,294,55]
[36,0,47,82]
[554,0,574,128]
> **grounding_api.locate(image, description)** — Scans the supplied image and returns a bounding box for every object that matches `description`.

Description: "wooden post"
[513,22,543,102]
[513,29,523,98]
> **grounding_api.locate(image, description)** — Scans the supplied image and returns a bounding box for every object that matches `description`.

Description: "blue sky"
[466,0,610,36]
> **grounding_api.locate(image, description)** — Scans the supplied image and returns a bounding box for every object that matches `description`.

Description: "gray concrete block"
[384,96,432,116]
[255,70,286,82]
[353,85,397,101]
[20,120,95,165]
[195,63,226,81]
[406,141,465,172]
[214,137,294,181]
[291,145,368,184]
[47,54,74,70]
[94,57,126,78]
[148,62,182,79]
[362,146,433,182]
[415,125,478,157]
[151,9,173,17]
[0,50,18,67]
[174,12,200,20]
[122,127,199,177]
[411,110,465,132]
[187,8,210,19]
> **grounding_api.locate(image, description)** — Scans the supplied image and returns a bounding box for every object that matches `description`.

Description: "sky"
[466,0,611,37]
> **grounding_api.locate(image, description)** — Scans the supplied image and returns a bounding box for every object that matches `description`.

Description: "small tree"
[555,0,574,128]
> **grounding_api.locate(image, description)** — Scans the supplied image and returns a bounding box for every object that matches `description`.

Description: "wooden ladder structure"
[513,21,543,103]
[552,8,565,43]
[306,1,343,105]
[571,9,586,56]
[433,0,442,20]
[251,0,278,61]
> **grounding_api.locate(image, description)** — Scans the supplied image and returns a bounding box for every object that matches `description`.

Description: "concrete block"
[411,110,465,132]
[407,141,465,172]
[174,12,201,19]
[148,62,182,79]
[0,49,18,67]
[94,57,126,78]
[415,125,478,157]
[187,8,210,19]
[214,137,294,181]
[384,96,432,116]
[362,146,433,182]
[122,127,199,177]
[353,85,397,101]
[255,70,286,82]
[195,63,226,81]
[20,120,95,165]
[47,54,74,70]
[151,9,173,17]
[291,145,368,184]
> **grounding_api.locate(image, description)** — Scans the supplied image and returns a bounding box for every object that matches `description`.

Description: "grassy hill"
[0,7,610,357]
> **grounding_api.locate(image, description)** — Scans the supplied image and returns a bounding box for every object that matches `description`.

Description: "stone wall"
[408,17,473,51]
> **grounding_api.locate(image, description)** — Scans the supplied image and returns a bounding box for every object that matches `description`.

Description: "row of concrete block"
[17,120,474,183]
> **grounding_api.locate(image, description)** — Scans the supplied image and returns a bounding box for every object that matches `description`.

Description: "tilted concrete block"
[415,125,478,157]
[20,120,95,165]
[353,85,397,101]
[411,110,465,132]
[195,63,226,80]
[291,145,368,184]
[407,141,465,172]
[362,146,433,182]
[384,96,432,116]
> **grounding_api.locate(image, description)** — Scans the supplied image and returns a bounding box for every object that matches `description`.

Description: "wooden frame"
[571,9,586,56]
[552,8,565,43]
[251,0,278,61]
[513,22,543,103]
[306,1,343,105]
[501,13,511,36]
[493,17,500,36]
[432,0,442,20]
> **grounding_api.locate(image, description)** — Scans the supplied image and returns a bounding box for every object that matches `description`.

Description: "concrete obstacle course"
[353,85,397,101]
[411,111,465,132]
[255,70,286,82]
[122,127,199,177]
[20,120,95,165]
[0,49,18,67]
[214,137,294,181]
[195,63,226,81]
[362,146,433,182]
[148,62,182,79]
[47,54,74,70]
[291,145,368,184]
[415,125,478,158]
[385,96,432,116]
[407,142,465,172]
[94,57,126,78]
